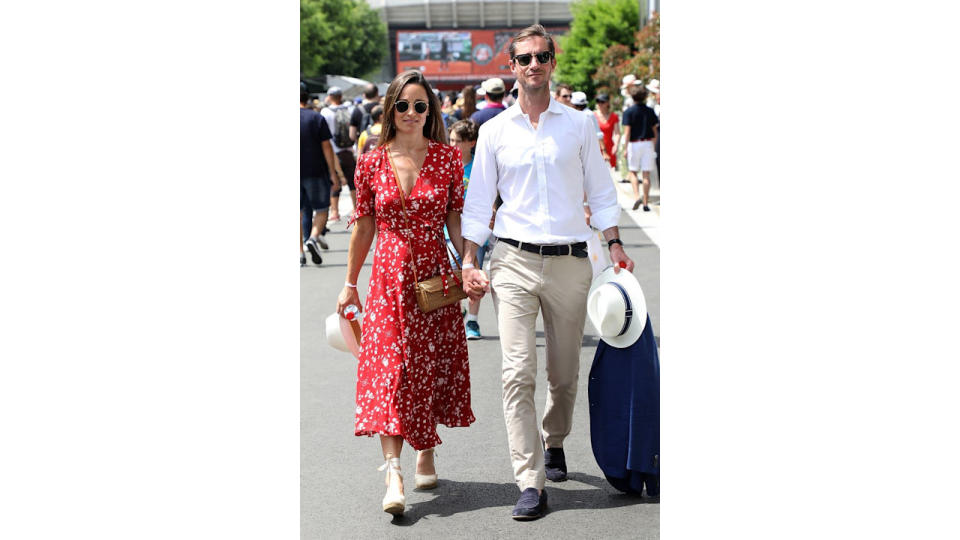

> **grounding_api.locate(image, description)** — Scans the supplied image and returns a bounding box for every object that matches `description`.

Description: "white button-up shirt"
[462,98,620,246]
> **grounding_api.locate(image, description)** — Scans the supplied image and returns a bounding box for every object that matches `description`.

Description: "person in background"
[301,84,345,266]
[554,83,573,107]
[620,85,659,211]
[441,93,456,127]
[336,70,474,516]
[475,85,488,110]
[319,87,357,221]
[470,78,508,128]
[447,120,488,340]
[356,105,384,156]
[570,91,607,162]
[594,93,620,172]
[646,79,660,181]
[645,78,660,116]
[350,83,380,147]
[454,85,477,121]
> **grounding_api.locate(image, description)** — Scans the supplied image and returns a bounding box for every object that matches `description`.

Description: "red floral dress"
[351,141,475,450]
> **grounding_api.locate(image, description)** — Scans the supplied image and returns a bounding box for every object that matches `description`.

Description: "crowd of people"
[301,23,659,521]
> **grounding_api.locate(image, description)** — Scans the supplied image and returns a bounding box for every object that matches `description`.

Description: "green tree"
[301,0,388,79]
[593,12,659,110]
[554,0,639,97]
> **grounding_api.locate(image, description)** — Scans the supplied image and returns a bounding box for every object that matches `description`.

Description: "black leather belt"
[500,237,587,257]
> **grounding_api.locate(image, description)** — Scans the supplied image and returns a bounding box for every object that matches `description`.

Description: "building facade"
[364,0,658,90]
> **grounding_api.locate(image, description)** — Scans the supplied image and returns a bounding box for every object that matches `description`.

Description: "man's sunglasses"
[395,100,428,114]
[511,51,554,67]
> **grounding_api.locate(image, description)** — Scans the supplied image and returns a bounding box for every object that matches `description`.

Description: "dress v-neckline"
[387,143,429,201]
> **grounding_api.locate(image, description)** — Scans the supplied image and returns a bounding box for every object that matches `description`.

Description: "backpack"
[360,125,380,154]
[332,105,353,149]
[358,105,372,134]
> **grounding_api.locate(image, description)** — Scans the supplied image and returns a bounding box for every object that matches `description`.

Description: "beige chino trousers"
[488,240,593,491]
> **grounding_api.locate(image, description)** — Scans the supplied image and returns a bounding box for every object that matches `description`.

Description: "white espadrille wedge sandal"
[378,457,405,515]
[415,448,438,490]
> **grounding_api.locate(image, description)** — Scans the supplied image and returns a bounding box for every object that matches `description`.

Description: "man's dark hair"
[509,24,555,59]
[486,91,504,103]
[370,105,384,123]
[629,86,647,104]
[363,83,379,100]
[300,91,310,105]
[554,83,572,98]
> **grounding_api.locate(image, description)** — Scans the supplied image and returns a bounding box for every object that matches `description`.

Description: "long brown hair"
[461,85,477,119]
[379,70,447,147]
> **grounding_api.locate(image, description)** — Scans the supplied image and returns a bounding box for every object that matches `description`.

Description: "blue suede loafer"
[512,487,547,520]
[544,447,567,482]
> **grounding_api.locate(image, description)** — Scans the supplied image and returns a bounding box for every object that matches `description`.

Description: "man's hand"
[609,244,635,274]
[462,267,490,300]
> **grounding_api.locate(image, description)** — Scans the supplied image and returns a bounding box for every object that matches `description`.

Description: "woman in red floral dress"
[336,70,475,515]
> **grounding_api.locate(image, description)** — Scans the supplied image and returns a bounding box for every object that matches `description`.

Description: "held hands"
[609,244,635,274]
[336,286,362,317]
[462,267,490,300]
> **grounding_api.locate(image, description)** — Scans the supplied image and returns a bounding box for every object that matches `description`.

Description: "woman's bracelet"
[345,281,357,288]
[461,263,475,270]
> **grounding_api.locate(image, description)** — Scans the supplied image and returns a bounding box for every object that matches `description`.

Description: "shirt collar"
[505,97,566,120]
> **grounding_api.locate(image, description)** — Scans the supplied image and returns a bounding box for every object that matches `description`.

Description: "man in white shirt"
[460,24,635,521]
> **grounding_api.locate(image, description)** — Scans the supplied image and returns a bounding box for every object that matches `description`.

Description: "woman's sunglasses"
[395,100,428,114]
[511,51,553,67]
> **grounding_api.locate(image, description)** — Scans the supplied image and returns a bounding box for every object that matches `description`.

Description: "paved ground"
[301,170,660,539]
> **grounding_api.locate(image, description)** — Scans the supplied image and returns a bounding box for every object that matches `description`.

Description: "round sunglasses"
[511,51,553,67]
[395,100,428,114]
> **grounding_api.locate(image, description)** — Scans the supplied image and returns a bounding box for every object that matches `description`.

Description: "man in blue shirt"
[470,78,508,128]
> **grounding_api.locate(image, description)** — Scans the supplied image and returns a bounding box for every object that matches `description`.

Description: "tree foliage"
[301,0,388,79]
[593,13,660,110]
[554,0,639,97]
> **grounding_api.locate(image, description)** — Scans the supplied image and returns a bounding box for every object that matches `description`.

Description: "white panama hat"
[587,267,647,348]
[325,312,362,359]
[646,78,660,94]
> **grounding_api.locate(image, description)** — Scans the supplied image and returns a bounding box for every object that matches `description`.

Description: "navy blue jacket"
[588,315,660,496]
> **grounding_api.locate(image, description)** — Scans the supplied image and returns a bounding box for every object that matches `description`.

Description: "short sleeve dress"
[351,141,476,450]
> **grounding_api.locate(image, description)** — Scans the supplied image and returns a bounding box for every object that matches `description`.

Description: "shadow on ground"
[389,473,657,526]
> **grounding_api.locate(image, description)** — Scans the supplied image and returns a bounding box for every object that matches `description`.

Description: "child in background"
[446,120,487,340]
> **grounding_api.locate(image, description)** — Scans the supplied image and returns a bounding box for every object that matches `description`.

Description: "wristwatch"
[607,238,623,249]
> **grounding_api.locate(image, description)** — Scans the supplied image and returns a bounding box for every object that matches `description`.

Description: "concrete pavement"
[301,171,660,539]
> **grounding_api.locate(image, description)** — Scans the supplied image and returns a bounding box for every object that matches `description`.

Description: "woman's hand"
[336,286,362,317]
[462,267,490,301]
